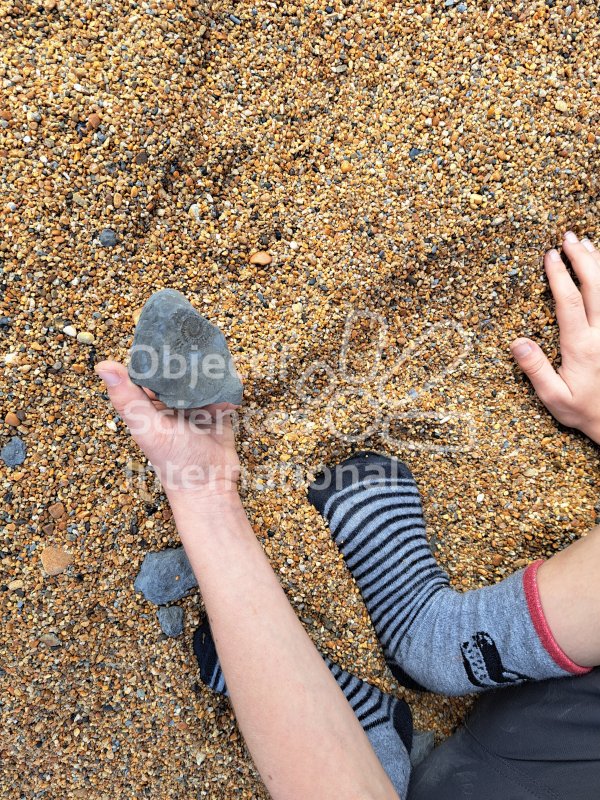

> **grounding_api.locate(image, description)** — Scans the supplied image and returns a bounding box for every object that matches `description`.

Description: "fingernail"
[581,238,596,253]
[564,231,578,243]
[547,248,561,261]
[96,369,121,387]
[512,342,532,359]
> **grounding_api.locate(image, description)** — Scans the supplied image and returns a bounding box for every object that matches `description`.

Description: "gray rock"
[410,730,436,768]
[157,605,184,637]
[99,228,118,247]
[128,289,243,409]
[1,436,27,467]
[134,546,197,604]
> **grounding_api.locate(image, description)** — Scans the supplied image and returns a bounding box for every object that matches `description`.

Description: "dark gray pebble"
[1,436,27,467]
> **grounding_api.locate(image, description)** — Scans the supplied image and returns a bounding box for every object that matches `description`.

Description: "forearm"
[537,524,600,668]
[168,491,399,800]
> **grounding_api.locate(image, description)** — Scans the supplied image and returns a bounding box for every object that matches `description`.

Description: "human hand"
[95,360,241,501]
[511,232,600,445]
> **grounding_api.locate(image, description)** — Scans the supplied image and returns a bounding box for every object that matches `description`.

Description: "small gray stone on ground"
[157,605,185,637]
[128,288,243,409]
[99,228,118,247]
[1,436,27,467]
[410,729,436,768]
[134,546,197,604]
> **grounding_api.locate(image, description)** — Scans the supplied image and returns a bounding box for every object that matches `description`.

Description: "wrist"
[585,425,600,447]
[167,486,243,515]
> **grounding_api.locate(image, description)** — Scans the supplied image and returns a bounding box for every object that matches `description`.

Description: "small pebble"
[555,99,568,113]
[157,606,184,638]
[99,228,118,247]
[87,112,101,129]
[134,547,197,604]
[77,331,95,345]
[48,502,66,520]
[5,412,20,427]
[1,436,27,467]
[39,633,61,648]
[188,203,201,221]
[63,325,77,337]
[41,545,73,576]
[249,251,272,265]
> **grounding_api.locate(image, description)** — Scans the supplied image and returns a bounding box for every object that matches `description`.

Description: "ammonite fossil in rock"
[128,289,243,409]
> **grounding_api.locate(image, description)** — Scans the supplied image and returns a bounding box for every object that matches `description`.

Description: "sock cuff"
[523,559,592,676]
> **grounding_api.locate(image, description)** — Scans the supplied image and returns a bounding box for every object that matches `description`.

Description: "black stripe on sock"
[343,509,425,567]
[334,494,422,553]
[357,691,385,723]
[383,582,448,649]
[368,560,447,628]
[345,681,363,704]
[352,529,431,584]
[360,541,439,600]
[325,480,418,525]
[337,672,354,693]
[352,688,376,715]
[330,492,422,542]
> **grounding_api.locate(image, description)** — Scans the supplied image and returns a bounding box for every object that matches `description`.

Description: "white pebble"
[63,325,77,337]
[77,331,95,345]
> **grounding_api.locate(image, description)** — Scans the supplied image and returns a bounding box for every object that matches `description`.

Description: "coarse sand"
[1,0,599,797]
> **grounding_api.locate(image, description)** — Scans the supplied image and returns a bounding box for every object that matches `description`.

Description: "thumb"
[95,360,158,440]
[510,338,571,409]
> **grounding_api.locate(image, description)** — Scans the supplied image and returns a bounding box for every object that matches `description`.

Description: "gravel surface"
[1,0,599,798]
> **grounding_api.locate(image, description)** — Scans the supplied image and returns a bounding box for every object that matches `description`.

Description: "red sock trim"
[523,559,591,676]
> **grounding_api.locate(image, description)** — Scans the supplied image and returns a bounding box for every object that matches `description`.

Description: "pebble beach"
[1,0,599,797]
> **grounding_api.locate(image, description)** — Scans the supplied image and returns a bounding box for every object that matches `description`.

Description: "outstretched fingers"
[544,247,588,338]
[561,232,600,328]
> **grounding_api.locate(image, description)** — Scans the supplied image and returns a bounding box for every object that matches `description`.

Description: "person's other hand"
[511,232,600,445]
[95,360,241,500]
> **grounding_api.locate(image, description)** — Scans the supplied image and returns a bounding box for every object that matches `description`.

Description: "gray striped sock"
[308,452,585,696]
[193,619,412,797]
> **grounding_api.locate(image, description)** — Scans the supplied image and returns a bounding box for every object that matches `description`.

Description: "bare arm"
[511,232,600,668]
[172,493,398,800]
[94,362,399,800]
